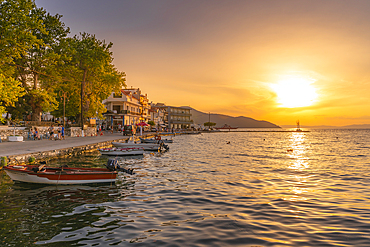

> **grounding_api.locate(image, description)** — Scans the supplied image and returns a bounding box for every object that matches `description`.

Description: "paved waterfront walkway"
[0,132,138,157]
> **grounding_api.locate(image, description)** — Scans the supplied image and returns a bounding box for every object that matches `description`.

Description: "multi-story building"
[149,103,166,129]
[153,104,192,129]
[102,88,150,129]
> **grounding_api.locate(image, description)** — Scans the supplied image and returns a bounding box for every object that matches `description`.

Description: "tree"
[1,1,126,125]
[148,121,155,126]
[203,122,216,127]
[11,5,70,121]
[62,33,126,125]
[0,0,42,121]
[0,75,25,121]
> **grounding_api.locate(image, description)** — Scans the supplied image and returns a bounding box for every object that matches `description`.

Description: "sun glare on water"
[272,76,318,108]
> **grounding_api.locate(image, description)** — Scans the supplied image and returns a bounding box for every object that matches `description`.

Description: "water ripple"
[2,129,370,246]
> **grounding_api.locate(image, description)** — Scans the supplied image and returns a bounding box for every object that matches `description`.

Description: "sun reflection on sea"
[287,132,309,171]
[283,132,312,202]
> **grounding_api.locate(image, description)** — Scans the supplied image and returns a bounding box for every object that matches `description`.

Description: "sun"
[271,76,318,108]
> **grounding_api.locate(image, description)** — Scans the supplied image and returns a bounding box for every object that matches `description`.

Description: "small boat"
[111,142,160,151]
[2,164,117,185]
[296,120,303,132]
[215,124,237,130]
[139,137,173,143]
[98,147,145,156]
[112,136,170,152]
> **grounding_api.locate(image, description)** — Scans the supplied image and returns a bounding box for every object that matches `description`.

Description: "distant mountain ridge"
[189,108,281,128]
[281,124,370,129]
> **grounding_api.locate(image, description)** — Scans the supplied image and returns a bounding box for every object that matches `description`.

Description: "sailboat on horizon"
[296,120,302,132]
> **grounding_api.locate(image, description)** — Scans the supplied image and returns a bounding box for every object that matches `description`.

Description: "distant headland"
[188,108,281,128]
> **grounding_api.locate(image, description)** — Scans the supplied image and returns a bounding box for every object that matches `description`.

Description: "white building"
[102,88,150,129]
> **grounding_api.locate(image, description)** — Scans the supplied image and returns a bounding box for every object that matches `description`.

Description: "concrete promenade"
[0,132,129,157]
[0,131,161,165]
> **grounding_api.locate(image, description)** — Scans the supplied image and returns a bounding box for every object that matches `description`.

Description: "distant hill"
[189,108,281,128]
[281,124,370,129]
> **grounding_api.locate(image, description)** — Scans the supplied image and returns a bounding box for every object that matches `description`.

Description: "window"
[113,105,120,113]
[113,92,122,98]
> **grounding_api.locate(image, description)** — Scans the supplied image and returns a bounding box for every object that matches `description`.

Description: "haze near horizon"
[35,0,370,127]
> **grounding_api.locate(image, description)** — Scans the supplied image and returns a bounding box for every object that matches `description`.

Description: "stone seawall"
[5,138,127,165]
[0,132,193,166]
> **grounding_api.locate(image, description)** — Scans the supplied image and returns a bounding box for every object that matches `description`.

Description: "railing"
[170,112,192,116]
[170,120,193,124]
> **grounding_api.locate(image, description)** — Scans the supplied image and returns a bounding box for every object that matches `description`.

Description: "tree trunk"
[81,69,87,126]
[31,106,42,122]
[30,72,42,122]
[33,72,38,90]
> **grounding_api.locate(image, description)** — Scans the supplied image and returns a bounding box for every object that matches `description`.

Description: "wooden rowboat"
[3,164,117,185]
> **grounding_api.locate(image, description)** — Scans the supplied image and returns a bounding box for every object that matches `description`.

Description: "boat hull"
[3,165,117,185]
[111,142,160,151]
[99,147,145,156]
[139,138,173,143]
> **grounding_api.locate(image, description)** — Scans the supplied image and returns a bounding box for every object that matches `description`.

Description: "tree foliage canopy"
[204,122,216,127]
[0,0,126,123]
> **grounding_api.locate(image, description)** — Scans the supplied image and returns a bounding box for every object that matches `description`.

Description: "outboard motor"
[105,159,135,175]
[106,159,120,171]
[159,140,170,152]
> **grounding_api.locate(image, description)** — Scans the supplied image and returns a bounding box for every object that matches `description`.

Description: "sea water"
[1,129,370,246]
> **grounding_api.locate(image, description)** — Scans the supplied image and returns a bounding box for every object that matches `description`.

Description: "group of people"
[31,125,65,140]
[48,124,65,140]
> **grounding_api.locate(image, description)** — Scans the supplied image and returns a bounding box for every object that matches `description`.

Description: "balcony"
[169,112,192,117]
[171,119,193,124]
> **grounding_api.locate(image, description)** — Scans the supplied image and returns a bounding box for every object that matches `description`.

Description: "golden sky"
[36,0,370,126]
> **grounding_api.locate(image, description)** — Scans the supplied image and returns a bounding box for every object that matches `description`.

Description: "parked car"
[123,125,133,136]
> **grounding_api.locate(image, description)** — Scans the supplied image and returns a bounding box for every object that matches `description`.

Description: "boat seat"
[32,164,46,173]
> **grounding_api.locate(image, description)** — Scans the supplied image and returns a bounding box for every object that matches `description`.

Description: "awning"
[136,121,149,126]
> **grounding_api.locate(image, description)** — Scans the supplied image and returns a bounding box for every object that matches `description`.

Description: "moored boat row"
[2,135,173,185]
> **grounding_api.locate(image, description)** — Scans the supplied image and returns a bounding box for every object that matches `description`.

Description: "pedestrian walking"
[57,125,62,140]
[61,125,65,140]
[34,127,40,140]
[49,125,54,140]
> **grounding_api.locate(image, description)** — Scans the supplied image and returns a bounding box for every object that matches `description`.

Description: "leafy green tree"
[61,33,126,125]
[0,0,42,121]
[1,1,125,125]
[204,122,216,127]
[0,75,25,121]
[12,5,70,121]
[148,120,155,126]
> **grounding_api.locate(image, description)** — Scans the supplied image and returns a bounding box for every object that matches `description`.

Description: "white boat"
[139,137,173,143]
[111,142,161,151]
[112,136,170,152]
[112,135,161,151]
[98,147,145,156]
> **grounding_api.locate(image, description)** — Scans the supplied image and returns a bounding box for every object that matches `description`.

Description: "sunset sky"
[35,0,370,126]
